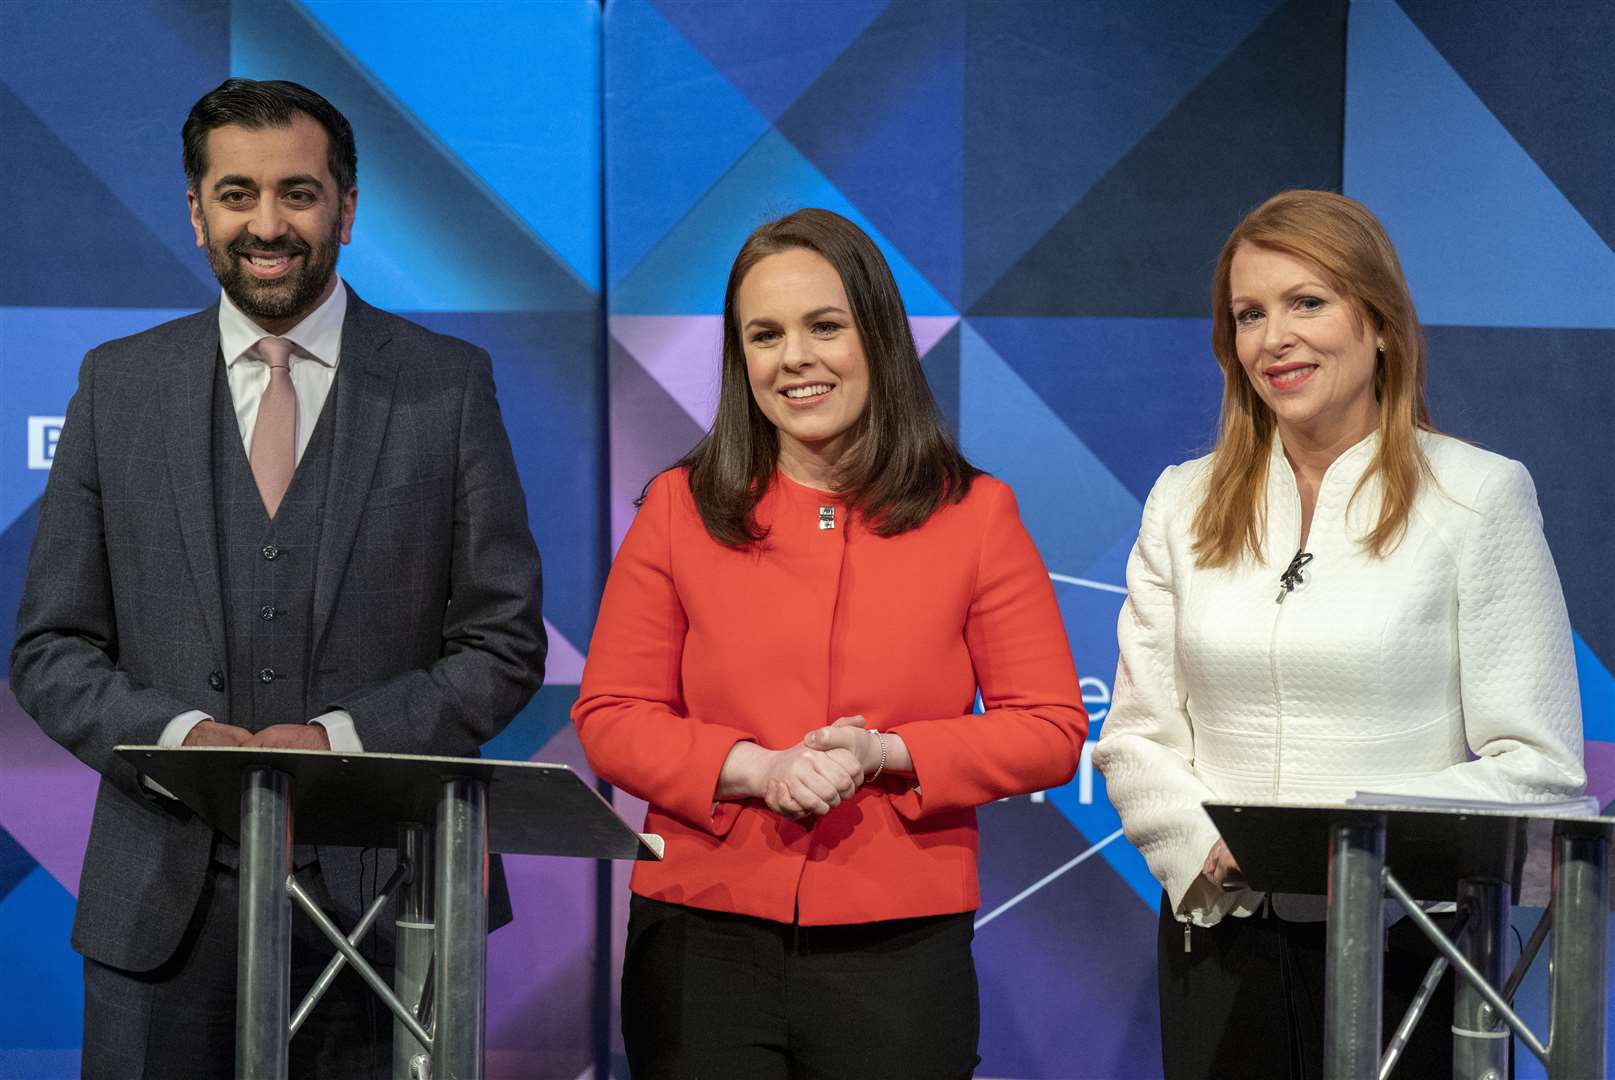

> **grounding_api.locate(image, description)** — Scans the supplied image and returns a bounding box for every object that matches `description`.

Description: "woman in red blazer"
[573,208,1086,1079]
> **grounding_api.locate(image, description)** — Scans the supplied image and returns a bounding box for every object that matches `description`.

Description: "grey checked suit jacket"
[10,287,546,971]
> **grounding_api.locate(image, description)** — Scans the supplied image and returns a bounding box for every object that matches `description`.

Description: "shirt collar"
[218,275,347,368]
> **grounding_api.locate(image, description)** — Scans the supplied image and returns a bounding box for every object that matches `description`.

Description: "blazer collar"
[158,303,229,662]
[312,285,400,652]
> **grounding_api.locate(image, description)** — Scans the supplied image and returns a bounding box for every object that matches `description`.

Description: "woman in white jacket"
[1092,190,1585,1080]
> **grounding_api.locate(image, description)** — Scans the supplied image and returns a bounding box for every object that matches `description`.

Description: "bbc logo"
[29,416,66,470]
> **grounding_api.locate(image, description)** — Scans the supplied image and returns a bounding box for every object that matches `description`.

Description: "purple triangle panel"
[775,0,966,305]
[0,688,96,898]
[609,338,707,553]
[975,796,1160,1078]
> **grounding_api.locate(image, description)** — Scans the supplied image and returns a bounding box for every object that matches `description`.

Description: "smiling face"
[735,247,871,484]
[187,116,356,335]
[1228,242,1382,451]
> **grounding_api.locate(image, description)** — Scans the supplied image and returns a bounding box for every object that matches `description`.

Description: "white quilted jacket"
[1092,430,1585,925]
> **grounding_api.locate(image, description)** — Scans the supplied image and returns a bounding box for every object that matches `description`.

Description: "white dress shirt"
[156,279,362,759]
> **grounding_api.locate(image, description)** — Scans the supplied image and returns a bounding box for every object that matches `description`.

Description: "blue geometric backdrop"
[3,1,1611,1078]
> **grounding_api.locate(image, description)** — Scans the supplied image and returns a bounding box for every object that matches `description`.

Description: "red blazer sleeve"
[571,473,752,836]
[888,482,1087,818]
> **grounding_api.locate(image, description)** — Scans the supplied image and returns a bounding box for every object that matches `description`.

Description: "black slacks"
[623,895,981,1080]
[1156,895,1465,1080]
[81,856,392,1080]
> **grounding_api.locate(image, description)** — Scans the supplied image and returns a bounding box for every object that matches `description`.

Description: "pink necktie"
[250,336,297,519]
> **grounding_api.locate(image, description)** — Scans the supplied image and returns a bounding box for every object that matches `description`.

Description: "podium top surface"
[117,745,661,861]
[1204,799,1615,905]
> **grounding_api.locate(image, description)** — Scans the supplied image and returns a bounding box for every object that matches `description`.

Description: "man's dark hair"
[662,208,980,548]
[183,78,358,193]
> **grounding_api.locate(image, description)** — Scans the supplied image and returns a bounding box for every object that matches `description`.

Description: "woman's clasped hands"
[720,715,903,820]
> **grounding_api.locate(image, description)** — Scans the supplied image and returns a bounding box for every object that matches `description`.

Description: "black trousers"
[623,895,981,1080]
[81,857,392,1080]
[1156,895,1466,1080]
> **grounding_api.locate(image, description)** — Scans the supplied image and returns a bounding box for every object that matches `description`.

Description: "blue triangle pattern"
[1577,632,1615,744]
[961,0,1283,307]
[612,129,953,316]
[301,0,602,291]
[0,869,82,1048]
[230,0,593,313]
[651,0,888,123]
[604,0,771,287]
[775,0,965,305]
[0,0,226,288]
[958,322,1141,575]
[1345,0,1615,328]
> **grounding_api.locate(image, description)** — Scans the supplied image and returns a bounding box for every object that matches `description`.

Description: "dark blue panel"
[652,0,888,122]
[971,0,1347,317]
[775,0,965,305]
[0,84,216,308]
[407,312,604,651]
[0,828,36,906]
[1426,326,1615,668]
[1398,0,1615,250]
[975,797,1159,1078]
[921,324,961,439]
[0,0,227,285]
[0,501,41,674]
[970,318,1224,501]
[961,0,1281,308]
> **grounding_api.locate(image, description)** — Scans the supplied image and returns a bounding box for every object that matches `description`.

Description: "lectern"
[1206,799,1612,1080]
[119,745,661,1080]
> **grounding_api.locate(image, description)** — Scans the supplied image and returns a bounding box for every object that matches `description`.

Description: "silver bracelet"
[869,728,887,782]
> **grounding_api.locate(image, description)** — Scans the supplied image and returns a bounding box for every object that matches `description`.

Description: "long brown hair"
[661,209,979,548]
[1192,190,1435,567]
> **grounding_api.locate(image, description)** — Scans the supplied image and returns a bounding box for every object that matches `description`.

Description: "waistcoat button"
[208,670,225,691]
[259,668,275,684]
[262,545,279,560]
[260,605,277,621]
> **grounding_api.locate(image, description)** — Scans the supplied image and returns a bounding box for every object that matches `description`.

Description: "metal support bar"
[395,822,436,1080]
[287,877,434,1053]
[434,778,489,1080]
[1383,873,1548,1064]
[1547,825,1609,1080]
[1324,817,1386,1080]
[288,860,409,1037]
[238,767,293,1080]
[1501,901,1552,1005]
[1379,907,1469,1080]
[1453,879,1510,1080]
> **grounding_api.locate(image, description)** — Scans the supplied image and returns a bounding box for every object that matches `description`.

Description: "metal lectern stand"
[1205,800,1613,1080]
[119,746,662,1080]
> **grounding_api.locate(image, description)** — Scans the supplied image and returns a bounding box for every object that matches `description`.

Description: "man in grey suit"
[10,78,546,1078]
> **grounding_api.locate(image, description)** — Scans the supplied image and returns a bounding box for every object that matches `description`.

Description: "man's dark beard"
[203,215,341,324]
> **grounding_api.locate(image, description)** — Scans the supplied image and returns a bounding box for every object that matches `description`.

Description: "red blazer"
[573,469,1086,925]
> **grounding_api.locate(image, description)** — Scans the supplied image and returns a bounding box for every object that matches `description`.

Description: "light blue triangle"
[302,1,602,291]
[1345,0,1614,329]
[958,322,1140,572]
[1576,631,1615,744]
[604,0,771,288]
[612,129,953,316]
